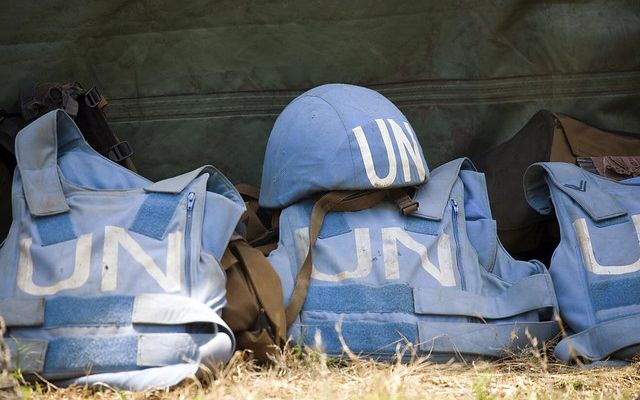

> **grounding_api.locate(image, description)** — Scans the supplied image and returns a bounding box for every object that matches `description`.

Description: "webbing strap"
[554,314,640,362]
[418,320,559,357]
[285,190,387,326]
[413,274,556,319]
[300,317,558,358]
[301,318,417,355]
[6,294,230,333]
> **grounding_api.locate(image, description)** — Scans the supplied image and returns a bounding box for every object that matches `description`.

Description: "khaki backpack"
[221,185,287,363]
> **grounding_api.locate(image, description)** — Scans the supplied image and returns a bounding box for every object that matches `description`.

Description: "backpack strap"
[285,189,390,326]
[554,313,640,363]
[72,85,135,170]
[524,162,627,221]
[17,82,135,170]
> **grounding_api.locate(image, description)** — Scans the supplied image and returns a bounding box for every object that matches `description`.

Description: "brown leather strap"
[284,190,391,326]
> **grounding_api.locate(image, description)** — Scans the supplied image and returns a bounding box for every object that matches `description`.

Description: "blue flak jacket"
[268,158,559,359]
[0,110,245,390]
[261,84,559,360]
[526,162,640,364]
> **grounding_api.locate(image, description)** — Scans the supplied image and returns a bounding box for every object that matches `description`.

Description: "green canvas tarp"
[1,1,639,185]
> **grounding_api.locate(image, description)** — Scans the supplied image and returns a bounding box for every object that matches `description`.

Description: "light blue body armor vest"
[526,162,640,364]
[0,110,245,389]
[268,158,559,360]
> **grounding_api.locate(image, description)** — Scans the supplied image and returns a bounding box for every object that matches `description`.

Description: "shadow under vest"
[526,162,640,364]
[268,158,559,360]
[0,110,245,389]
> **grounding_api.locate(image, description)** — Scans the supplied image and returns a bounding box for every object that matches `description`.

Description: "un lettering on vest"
[294,227,456,286]
[574,215,640,275]
[16,226,183,296]
[351,119,427,187]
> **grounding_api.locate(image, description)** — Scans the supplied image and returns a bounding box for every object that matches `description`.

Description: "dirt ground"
[16,346,640,400]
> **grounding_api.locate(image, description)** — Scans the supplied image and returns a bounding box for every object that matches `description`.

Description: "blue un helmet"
[259,84,429,208]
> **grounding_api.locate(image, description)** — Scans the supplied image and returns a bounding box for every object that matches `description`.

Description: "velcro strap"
[525,162,627,222]
[299,317,558,359]
[554,314,640,362]
[21,295,231,336]
[300,317,417,356]
[302,274,556,320]
[7,334,205,375]
[34,213,76,245]
[418,320,559,357]
[413,274,556,319]
[130,192,183,240]
[304,284,414,313]
[412,158,475,221]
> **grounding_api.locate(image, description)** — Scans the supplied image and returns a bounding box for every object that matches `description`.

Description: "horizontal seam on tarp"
[106,71,640,123]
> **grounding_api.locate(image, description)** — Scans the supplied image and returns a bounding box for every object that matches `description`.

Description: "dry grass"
[17,345,640,400]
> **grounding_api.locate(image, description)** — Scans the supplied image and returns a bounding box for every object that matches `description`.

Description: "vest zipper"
[185,192,196,293]
[450,199,466,290]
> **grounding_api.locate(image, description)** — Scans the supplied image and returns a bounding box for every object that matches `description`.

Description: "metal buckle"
[107,141,134,162]
[84,87,102,108]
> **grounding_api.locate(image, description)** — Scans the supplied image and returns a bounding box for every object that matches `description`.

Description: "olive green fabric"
[1,1,639,185]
